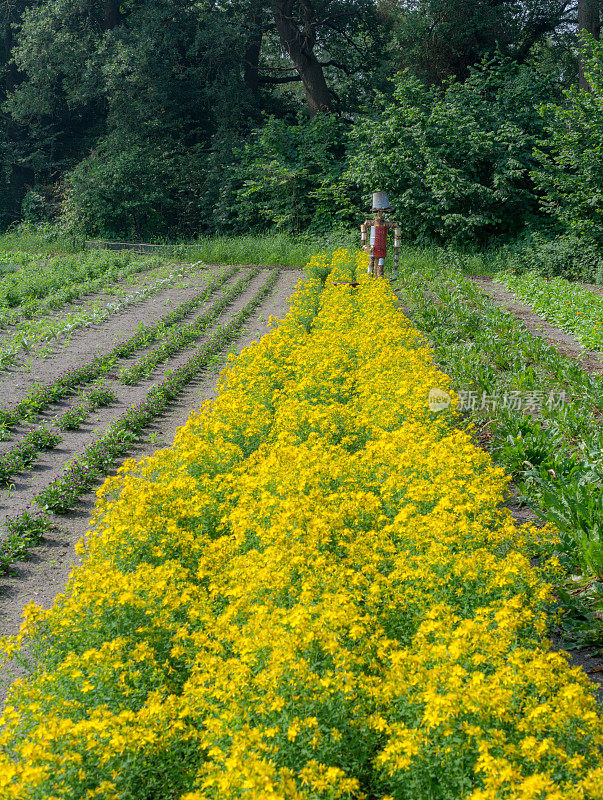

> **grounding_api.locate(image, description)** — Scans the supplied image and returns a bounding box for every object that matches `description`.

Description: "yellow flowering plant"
[0,248,601,799]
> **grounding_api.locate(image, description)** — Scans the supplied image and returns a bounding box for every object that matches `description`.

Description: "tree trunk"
[271,0,332,115]
[103,0,121,30]
[578,0,600,91]
[244,4,263,97]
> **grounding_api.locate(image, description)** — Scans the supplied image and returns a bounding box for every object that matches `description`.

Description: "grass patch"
[0,223,508,275]
[0,224,79,256]
[0,226,363,268]
[178,232,361,267]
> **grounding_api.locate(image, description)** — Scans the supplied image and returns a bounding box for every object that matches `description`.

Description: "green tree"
[3,0,256,233]
[533,34,603,245]
[267,0,388,114]
[577,0,600,89]
[227,114,359,232]
[1,0,389,233]
[381,0,575,84]
[346,58,557,244]
[1,0,32,226]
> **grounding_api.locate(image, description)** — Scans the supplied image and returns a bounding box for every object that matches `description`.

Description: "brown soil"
[470,277,603,375]
[0,266,302,700]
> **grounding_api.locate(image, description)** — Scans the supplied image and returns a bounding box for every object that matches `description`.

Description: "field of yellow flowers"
[0,249,601,799]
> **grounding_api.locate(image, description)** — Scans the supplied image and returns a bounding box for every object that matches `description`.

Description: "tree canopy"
[0,0,601,243]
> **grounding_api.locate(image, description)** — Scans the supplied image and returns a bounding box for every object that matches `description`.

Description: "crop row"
[0,267,252,491]
[0,385,116,493]
[118,267,260,384]
[0,250,163,325]
[0,267,252,486]
[0,270,180,371]
[0,428,62,486]
[395,258,603,643]
[0,251,599,799]
[0,510,52,573]
[54,385,118,431]
[496,270,603,351]
[0,269,279,569]
[0,266,239,430]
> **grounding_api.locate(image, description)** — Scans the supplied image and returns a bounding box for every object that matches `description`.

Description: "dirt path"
[470,277,603,375]
[0,268,302,699]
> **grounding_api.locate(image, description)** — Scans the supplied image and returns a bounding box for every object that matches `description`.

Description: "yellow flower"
[0,251,600,799]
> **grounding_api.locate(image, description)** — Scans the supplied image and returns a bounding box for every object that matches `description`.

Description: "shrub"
[533,34,603,250]
[229,114,360,234]
[346,58,556,245]
[502,233,603,283]
[61,133,206,240]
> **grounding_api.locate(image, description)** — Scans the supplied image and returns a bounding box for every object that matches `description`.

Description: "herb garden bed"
[0,264,300,670]
[0,248,602,798]
[0,250,601,798]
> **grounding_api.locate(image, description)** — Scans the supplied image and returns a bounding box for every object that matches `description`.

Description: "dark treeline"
[1,0,602,261]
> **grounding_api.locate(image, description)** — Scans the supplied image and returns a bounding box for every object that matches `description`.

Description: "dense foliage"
[1,0,603,262]
[222,115,356,234]
[346,60,555,244]
[533,34,603,248]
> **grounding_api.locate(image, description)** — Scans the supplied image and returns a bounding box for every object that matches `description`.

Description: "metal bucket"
[371,191,391,211]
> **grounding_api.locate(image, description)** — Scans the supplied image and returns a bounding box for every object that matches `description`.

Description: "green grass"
[396,245,502,277]
[136,230,363,268]
[1,222,512,277]
[0,224,79,256]
[0,224,362,268]
[168,234,318,267]
[4,227,367,268]
[367,244,504,280]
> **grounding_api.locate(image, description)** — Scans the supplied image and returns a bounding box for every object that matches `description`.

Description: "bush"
[453,229,603,285]
[0,221,76,251]
[346,58,557,245]
[61,133,207,240]
[533,34,603,250]
[502,233,603,283]
[228,114,360,234]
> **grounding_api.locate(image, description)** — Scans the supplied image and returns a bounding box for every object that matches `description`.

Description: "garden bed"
[0,249,601,798]
[0,265,300,663]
